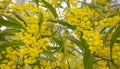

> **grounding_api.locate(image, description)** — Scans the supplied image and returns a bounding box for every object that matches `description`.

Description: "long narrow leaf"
[41,0,58,17]
[0,15,24,29]
[58,20,76,30]
[49,19,76,30]
[35,0,39,7]
[110,25,120,50]
[81,39,94,69]
[13,11,27,26]
[67,36,94,69]
[1,14,20,25]
[66,36,84,51]
[110,24,120,68]
[38,13,43,32]
[0,40,24,52]
[0,29,20,35]
[53,37,64,47]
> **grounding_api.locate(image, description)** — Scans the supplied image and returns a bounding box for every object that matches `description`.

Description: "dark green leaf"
[41,0,58,17]
[42,51,57,62]
[110,25,120,68]
[0,29,20,35]
[66,36,84,51]
[67,36,94,69]
[0,34,5,40]
[58,20,76,30]
[81,39,94,69]
[110,25,120,49]
[13,11,27,26]
[53,37,64,47]
[49,19,76,30]
[1,14,20,25]
[0,40,24,47]
[38,13,43,32]
[35,0,39,7]
[0,15,24,29]
[105,27,115,38]
[0,40,24,52]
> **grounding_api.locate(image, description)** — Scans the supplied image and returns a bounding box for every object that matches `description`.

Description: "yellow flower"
[33,65,39,69]
[0,64,10,69]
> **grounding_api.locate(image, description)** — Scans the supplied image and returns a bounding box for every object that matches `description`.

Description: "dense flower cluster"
[64,3,120,68]
[0,2,62,69]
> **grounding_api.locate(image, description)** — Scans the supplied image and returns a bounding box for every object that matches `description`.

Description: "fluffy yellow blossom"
[96,47,110,57]
[96,60,109,69]
[94,0,108,5]
[82,30,103,54]
[112,43,120,66]
[65,6,95,26]
[0,1,54,69]
[0,64,10,69]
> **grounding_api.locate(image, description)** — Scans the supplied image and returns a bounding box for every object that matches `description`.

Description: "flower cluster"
[64,4,120,68]
[0,2,61,69]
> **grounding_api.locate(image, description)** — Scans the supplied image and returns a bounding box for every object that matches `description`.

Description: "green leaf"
[38,13,43,32]
[35,0,39,7]
[49,19,76,30]
[105,27,115,38]
[0,15,24,29]
[110,25,120,50]
[110,25,120,68]
[81,39,94,69]
[67,36,94,69]
[1,14,20,25]
[13,11,27,26]
[0,34,5,41]
[0,29,20,41]
[41,0,58,17]
[0,29,20,35]
[47,46,60,51]
[0,40,24,47]
[9,40,25,46]
[67,46,83,55]
[0,40,24,51]
[58,20,76,30]
[53,37,64,47]
[66,36,84,51]
[0,41,8,52]
[42,51,57,62]
[66,0,70,8]
[48,37,64,53]
[18,57,23,65]
[0,40,24,58]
